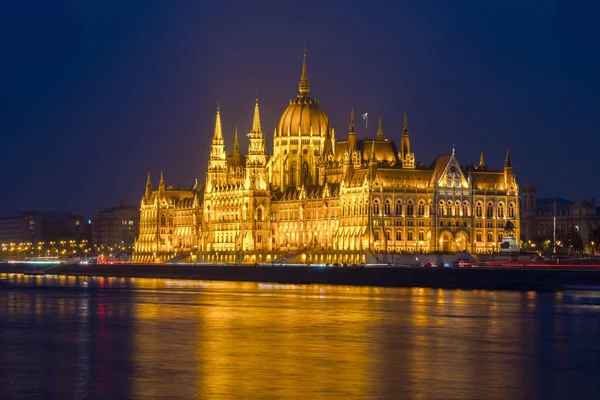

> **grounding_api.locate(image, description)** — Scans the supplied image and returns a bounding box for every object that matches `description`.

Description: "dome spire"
[298,46,310,96]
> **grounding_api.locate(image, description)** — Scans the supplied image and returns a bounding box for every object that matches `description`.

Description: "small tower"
[479,151,486,168]
[245,97,267,189]
[399,112,415,169]
[158,170,165,194]
[232,125,241,166]
[347,107,356,155]
[145,172,152,199]
[207,104,228,189]
[504,148,514,187]
[376,116,383,140]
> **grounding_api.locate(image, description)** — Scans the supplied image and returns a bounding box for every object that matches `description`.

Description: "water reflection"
[1,274,599,399]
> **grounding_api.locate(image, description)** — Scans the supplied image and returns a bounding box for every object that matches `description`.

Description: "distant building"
[520,184,600,245]
[92,204,139,249]
[0,211,86,245]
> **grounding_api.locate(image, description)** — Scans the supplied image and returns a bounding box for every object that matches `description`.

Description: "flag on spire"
[362,112,368,120]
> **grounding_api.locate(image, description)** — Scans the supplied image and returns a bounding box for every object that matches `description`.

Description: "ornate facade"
[133,53,520,264]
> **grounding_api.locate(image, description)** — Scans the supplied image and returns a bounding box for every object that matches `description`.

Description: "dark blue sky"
[2,0,599,216]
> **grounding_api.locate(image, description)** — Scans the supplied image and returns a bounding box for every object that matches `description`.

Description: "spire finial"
[298,47,310,95]
[252,97,262,134]
[505,148,511,167]
[403,111,408,130]
[146,171,151,185]
[452,144,455,156]
[349,107,355,132]
[159,170,165,189]
[376,116,383,140]
[479,150,486,168]
[213,104,223,141]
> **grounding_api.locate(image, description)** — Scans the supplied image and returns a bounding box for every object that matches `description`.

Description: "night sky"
[3,0,599,217]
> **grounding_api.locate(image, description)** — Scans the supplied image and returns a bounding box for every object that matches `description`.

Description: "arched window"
[418,231,424,241]
[476,232,482,242]
[385,230,391,241]
[417,201,425,216]
[486,203,494,218]
[160,214,166,226]
[439,201,446,216]
[406,201,414,216]
[407,231,413,241]
[497,232,503,242]
[455,201,461,216]
[508,203,515,218]
[395,201,402,215]
[168,215,173,226]
[373,200,380,216]
[487,232,493,242]
[396,230,402,241]
[497,204,505,218]
[257,208,263,221]
[384,200,391,215]
[448,201,455,216]
[476,202,483,217]
[374,230,380,241]
[462,201,470,217]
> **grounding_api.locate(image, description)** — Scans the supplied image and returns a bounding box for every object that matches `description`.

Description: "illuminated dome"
[276,53,329,137]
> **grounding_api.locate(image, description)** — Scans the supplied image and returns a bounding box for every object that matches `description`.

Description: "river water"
[0,274,599,399]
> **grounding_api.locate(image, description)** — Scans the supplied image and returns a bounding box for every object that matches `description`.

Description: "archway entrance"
[439,232,451,252]
[455,232,468,252]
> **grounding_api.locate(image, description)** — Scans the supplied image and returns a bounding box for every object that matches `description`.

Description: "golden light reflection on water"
[2,275,600,399]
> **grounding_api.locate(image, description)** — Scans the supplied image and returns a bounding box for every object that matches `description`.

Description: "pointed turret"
[479,150,486,168]
[298,46,310,96]
[376,116,383,140]
[145,172,152,199]
[504,148,514,188]
[400,112,410,155]
[246,97,266,170]
[370,139,377,163]
[212,103,224,143]
[159,170,165,192]
[232,126,240,166]
[207,104,228,188]
[251,97,262,136]
[399,112,415,169]
[347,107,356,155]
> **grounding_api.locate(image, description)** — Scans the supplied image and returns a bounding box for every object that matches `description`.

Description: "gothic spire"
[212,103,223,143]
[145,172,152,198]
[233,125,240,165]
[298,46,310,96]
[347,107,356,154]
[376,116,383,140]
[400,112,411,155]
[349,107,356,132]
[479,150,486,168]
[159,170,165,190]
[251,97,262,135]
[370,139,377,162]
[505,148,512,167]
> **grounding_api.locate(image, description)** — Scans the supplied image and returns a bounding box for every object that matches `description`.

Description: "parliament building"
[133,53,520,264]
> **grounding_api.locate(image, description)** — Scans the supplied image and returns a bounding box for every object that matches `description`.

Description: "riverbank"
[2,263,600,291]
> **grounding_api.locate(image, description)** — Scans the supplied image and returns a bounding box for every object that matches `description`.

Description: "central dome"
[276,53,329,137]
